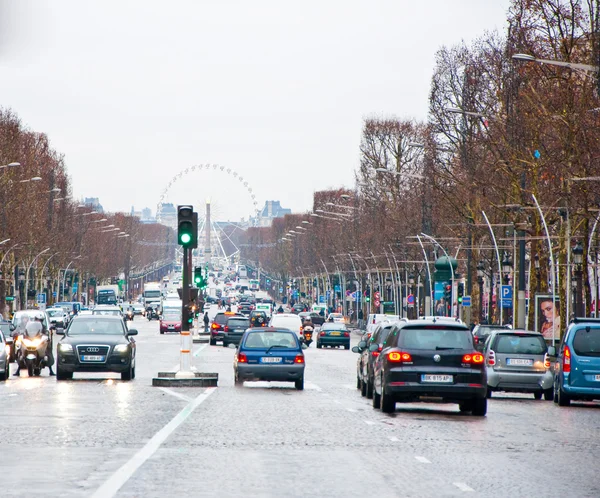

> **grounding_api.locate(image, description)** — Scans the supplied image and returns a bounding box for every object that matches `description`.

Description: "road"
[2,313,600,497]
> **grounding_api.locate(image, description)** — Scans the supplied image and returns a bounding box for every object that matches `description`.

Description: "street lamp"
[512,53,598,76]
[0,162,21,169]
[477,260,485,323]
[534,253,541,293]
[572,241,584,317]
[501,252,513,285]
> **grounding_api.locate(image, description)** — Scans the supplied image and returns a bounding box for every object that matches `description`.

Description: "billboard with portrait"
[534,294,561,343]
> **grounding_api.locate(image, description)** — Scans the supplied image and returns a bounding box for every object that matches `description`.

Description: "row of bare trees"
[241,1,600,329]
[0,109,175,311]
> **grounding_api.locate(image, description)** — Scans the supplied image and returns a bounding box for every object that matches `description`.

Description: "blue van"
[554,318,600,406]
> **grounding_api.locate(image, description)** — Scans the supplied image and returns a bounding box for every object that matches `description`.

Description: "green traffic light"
[180,233,192,244]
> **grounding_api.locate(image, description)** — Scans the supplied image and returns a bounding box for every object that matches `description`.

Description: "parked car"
[233,327,305,389]
[0,328,10,380]
[372,319,487,415]
[483,329,553,399]
[366,313,400,335]
[317,322,351,349]
[472,324,510,351]
[0,320,15,362]
[553,317,600,406]
[223,316,251,347]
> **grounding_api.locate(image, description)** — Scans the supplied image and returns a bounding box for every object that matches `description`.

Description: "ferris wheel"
[156,163,259,223]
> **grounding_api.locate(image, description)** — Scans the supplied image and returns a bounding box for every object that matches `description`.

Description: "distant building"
[158,203,177,230]
[131,206,156,224]
[83,197,104,213]
[253,200,291,227]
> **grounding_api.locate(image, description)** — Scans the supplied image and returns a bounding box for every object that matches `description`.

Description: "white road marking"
[389,437,399,442]
[346,408,358,413]
[364,420,376,426]
[415,456,431,464]
[305,381,322,391]
[453,482,475,492]
[91,387,216,498]
[157,387,192,402]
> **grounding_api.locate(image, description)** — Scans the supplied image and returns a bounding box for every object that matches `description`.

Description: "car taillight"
[294,354,304,364]
[563,346,571,373]
[372,346,382,358]
[320,331,325,337]
[237,352,247,363]
[462,353,484,365]
[211,323,219,329]
[343,332,350,337]
[387,351,412,363]
[544,353,551,369]
[487,350,496,366]
[224,326,229,332]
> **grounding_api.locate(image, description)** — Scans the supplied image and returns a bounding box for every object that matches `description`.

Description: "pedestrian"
[203,312,210,332]
[358,309,364,330]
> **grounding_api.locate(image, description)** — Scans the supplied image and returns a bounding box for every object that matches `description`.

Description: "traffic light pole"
[177,246,194,378]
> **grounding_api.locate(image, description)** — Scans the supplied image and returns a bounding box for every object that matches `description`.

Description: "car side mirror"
[351,346,360,353]
[127,329,138,336]
[9,323,15,331]
[358,341,367,349]
[368,343,379,352]
[547,346,556,356]
[55,328,65,336]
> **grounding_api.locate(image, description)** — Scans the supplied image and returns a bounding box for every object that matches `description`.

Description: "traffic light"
[444,284,452,302]
[365,285,371,302]
[177,205,198,248]
[186,303,195,327]
[457,283,464,304]
[194,267,202,286]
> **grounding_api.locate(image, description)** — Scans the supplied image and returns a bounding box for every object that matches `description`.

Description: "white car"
[269,313,303,336]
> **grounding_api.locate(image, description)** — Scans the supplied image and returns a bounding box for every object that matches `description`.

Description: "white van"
[255,302,272,316]
[269,313,303,336]
[366,313,400,335]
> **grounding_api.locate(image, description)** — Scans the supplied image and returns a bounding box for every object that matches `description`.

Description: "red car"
[160,310,181,334]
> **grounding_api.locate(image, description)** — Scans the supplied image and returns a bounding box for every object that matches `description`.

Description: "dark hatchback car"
[298,312,325,327]
[237,302,254,316]
[354,323,395,399]
[55,316,137,381]
[210,312,243,345]
[223,316,251,347]
[317,323,351,349]
[372,320,488,416]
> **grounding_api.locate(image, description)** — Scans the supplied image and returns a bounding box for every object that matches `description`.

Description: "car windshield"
[495,334,546,355]
[572,328,600,357]
[243,331,297,349]
[474,326,506,337]
[401,327,473,350]
[228,318,250,328]
[68,318,125,335]
[46,309,63,317]
[163,313,181,321]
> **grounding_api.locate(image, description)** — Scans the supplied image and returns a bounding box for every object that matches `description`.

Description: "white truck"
[96,285,120,305]
[143,282,162,309]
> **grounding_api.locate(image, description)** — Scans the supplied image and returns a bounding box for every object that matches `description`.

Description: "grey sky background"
[0,0,510,222]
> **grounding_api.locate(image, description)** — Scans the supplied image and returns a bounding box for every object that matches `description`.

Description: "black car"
[372,320,487,416]
[0,320,15,362]
[353,322,395,399]
[250,311,268,328]
[222,316,251,347]
[55,315,137,381]
[237,302,253,316]
[472,324,510,351]
[210,312,244,345]
[298,312,325,327]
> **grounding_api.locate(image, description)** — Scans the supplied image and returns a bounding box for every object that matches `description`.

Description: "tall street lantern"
[408,273,415,318]
[534,254,541,293]
[572,241,584,317]
[502,252,512,285]
[477,260,485,323]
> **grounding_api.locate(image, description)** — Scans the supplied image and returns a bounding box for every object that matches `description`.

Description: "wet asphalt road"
[1,314,600,497]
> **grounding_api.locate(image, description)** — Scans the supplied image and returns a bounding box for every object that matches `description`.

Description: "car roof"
[400,318,469,329]
[72,315,123,321]
[272,313,300,319]
[490,329,543,336]
[245,327,297,334]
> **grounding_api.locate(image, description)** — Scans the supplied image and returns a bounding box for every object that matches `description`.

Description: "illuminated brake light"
[544,353,551,369]
[237,353,247,363]
[343,332,350,337]
[487,350,496,366]
[462,353,484,365]
[563,346,571,373]
[211,323,219,329]
[223,326,230,332]
[388,351,412,363]
[371,346,382,358]
[294,354,305,364]
[320,331,325,337]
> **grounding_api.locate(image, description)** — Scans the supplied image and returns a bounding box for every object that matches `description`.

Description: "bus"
[238,265,248,279]
[249,279,260,292]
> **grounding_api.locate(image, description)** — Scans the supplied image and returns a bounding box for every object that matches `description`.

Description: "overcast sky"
[0,0,510,222]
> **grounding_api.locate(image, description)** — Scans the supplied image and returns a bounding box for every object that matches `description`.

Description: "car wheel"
[295,376,304,390]
[471,397,487,417]
[344,344,350,350]
[380,385,395,414]
[553,385,559,404]
[27,363,34,377]
[0,365,7,381]
[543,388,553,401]
[56,368,72,380]
[458,401,473,413]
[209,337,217,346]
[372,385,381,409]
[131,366,136,380]
[533,391,542,400]
[160,331,164,335]
[486,388,492,399]
[316,342,322,349]
[366,380,374,399]
[356,376,361,389]
[234,370,243,386]
[360,379,367,397]
[222,341,228,348]
[557,386,571,407]
[121,364,133,381]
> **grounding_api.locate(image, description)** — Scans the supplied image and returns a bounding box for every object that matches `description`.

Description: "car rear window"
[227,318,250,328]
[400,327,473,350]
[494,334,546,355]
[572,328,600,357]
[322,323,348,331]
[243,331,298,349]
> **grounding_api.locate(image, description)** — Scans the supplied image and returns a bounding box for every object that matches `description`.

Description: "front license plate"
[595,375,600,381]
[421,374,453,383]
[82,355,104,362]
[330,332,341,336]
[507,358,533,366]
[260,357,282,364]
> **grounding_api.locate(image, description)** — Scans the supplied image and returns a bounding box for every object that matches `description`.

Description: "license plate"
[421,374,453,383]
[595,375,600,381]
[330,332,341,336]
[507,358,533,366]
[82,355,104,362]
[260,357,282,363]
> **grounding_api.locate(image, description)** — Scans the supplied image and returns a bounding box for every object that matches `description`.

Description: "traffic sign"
[407,294,415,305]
[52,292,57,298]
[319,295,325,304]
[279,287,283,293]
[501,285,513,308]
[374,291,381,300]
[5,296,14,302]
[462,296,471,307]
[374,299,381,307]
[37,293,46,304]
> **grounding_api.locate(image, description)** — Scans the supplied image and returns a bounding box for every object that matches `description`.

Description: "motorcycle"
[146,308,159,321]
[16,332,49,377]
[125,309,134,321]
[300,325,314,347]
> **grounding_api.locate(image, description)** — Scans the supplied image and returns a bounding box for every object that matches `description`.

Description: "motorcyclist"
[13,316,55,376]
[277,305,284,314]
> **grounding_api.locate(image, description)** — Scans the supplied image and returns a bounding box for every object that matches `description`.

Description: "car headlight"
[113,344,129,353]
[58,343,73,353]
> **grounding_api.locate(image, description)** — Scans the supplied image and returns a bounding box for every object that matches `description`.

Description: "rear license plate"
[595,375,600,381]
[330,332,341,336]
[260,357,282,363]
[82,355,104,362]
[421,374,453,383]
[507,358,533,366]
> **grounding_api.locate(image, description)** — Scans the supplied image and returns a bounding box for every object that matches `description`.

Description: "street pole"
[481,212,504,326]
[177,246,193,378]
